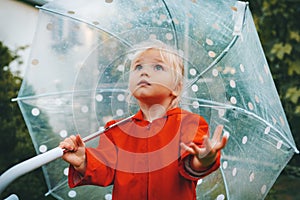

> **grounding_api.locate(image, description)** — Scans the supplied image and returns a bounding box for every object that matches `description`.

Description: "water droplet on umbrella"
[192,101,199,109]
[68,190,77,198]
[31,108,40,116]
[261,185,267,194]
[81,105,89,113]
[230,80,236,88]
[31,59,39,66]
[249,172,255,182]
[96,94,103,102]
[212,69,219,77]
[216,194,225,200]
[67,11,75,15]
[46,23,53,31]
[230,96,237,104]
[63,167,69,176]
[116,109,124,116]
[104,193,112,200]
[117,94,125,101]
[191,84,198,92]
[206,38,213,46]
[208,51,216,58]
[239,64,245,72]
[222,161,228,169]
[232,167,237,176]
[105,0,113,3]
[165,33,173,40]
[60,130,68,138]
[242,136,248,144]
[39,145,47,153]
[276,140,283,149]
[264,126,270,134]
[248,102,254,110]
[189,68,197,76]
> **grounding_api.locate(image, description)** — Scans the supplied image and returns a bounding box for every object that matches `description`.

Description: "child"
[59,40,228,200]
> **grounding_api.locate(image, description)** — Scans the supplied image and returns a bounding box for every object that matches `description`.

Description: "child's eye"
[135,65,143,71]
[153,65,164,71]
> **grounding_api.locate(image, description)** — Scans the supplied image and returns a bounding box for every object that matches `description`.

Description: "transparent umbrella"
[0,0,298,199]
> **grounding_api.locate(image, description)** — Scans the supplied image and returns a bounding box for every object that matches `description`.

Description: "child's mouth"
[137,80,151,86]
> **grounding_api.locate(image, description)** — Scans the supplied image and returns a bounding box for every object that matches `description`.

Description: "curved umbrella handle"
[0,147,64,194]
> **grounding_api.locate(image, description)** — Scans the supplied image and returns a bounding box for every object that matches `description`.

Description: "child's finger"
[212,125,224,142]
[76,134,85,148]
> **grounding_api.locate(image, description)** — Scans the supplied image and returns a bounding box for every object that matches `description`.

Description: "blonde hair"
[129,39,184,93]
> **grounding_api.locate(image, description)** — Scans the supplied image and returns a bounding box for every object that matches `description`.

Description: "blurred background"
[0,0,299,199]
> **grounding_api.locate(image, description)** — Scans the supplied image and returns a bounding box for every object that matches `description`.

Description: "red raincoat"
[69,108,220,199]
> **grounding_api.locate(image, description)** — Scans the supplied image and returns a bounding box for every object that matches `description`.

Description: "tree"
[0,42,54,200]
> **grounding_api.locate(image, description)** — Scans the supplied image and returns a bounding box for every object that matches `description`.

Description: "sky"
[0,0,39,76]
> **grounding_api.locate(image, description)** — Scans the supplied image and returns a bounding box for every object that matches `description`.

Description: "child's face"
[129,48,179,105]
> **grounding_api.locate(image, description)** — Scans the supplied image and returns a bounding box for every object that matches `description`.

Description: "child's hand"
[59,134,87,175]
[180,125,228,170]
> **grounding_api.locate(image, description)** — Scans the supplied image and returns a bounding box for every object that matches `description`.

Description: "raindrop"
[59,130,68,138]
[261,185,267,194]
[229,80,236,88]
[259,75,264,84]
[116,109,124,116]
[276,140,283,149]
[255,95,260,103]
[31,108,40,116]
[249,172,255,182]
[63,167,69,176]
[104,194,112,200]
[96,94,103,102]
[68,190,77,198]
[242,136,247,144]
[165,33,173,40]
[117,94,125,101]
[105,0,113,3]
[46,23,53,31]
[189,68,197,76]
[218,109,225,117]
[92,21,99,25]
[192,101,199,109]
[230,96,237,104]
[208,51,216,58]
[31,59,39,65]
[239,64,245,72]
[248,102,254,110]
[81,105,89,113]
[160,14,167,21]
[280,116,285,126]
[67,11,75,15]
[216,194,225,200]
[232,167,237,176]
[197,179,203,185]
[206,38,214,46]
[212,69,219,77]
[191,84,198,92]
[264,64,269,75]
[222,161,228,169]
[39,145,47,153]
[264,126,270,134]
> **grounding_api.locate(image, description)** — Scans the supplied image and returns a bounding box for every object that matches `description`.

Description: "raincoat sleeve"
[68,121,118,188]
[178,114,221,181]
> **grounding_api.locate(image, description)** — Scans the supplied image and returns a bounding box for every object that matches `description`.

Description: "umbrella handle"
[0,147,64,194]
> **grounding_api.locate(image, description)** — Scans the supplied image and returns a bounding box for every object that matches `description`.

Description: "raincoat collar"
[132,107,183,121]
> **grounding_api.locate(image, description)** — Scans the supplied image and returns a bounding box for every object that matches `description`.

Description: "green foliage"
[0,42,54,200]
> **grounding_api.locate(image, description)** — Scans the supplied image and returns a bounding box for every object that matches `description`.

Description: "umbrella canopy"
[11,0,298,199]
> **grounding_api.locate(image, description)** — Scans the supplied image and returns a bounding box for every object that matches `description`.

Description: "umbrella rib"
[161,0,178,48]
[182,97,299,154]
[12,88,129,102]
